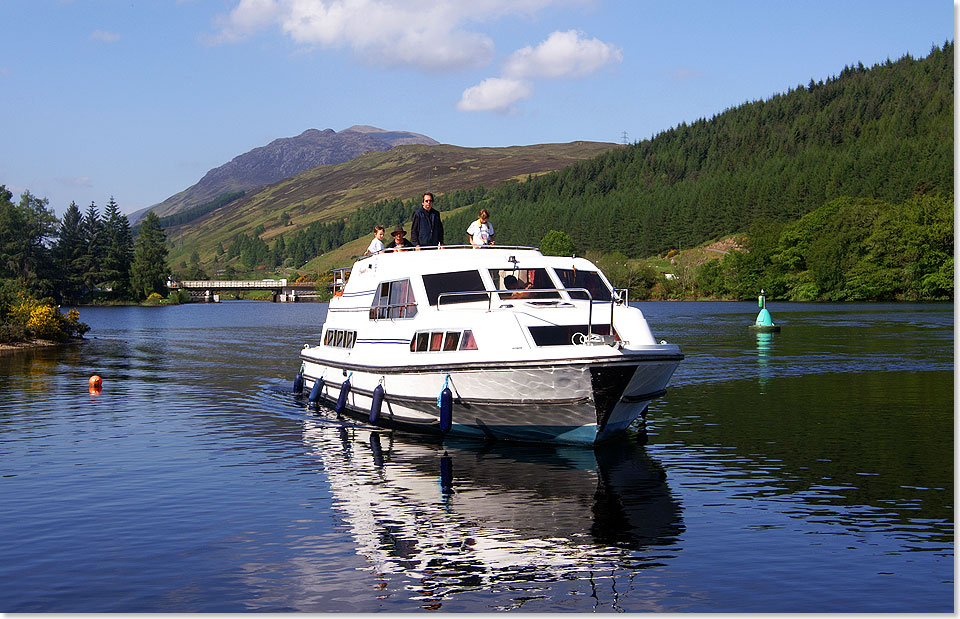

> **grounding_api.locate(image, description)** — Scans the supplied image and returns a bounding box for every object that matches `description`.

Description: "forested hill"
[447,42,952,256]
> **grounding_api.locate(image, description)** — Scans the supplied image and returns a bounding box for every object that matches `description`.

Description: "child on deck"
[364,225,385,256]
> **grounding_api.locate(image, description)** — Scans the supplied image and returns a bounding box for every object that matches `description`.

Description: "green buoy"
[749,289,780,332]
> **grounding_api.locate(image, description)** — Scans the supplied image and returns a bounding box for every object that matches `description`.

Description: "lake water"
[0,300,952,612]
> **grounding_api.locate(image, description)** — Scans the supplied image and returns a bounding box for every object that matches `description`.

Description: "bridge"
[170,279,324,302]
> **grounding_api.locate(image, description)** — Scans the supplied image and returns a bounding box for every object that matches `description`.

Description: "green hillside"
[440,43,952,257]
[164,141,617,268]
[167,43,952,302]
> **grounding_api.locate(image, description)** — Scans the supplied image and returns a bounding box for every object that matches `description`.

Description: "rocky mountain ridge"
[139,126,439,220]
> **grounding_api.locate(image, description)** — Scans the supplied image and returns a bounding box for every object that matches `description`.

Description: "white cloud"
[211,0,582,71]
[459,29,621,114]
[280,1,495,70]
[503,29,622,79]
[90,29,121,43]
[211,0,281,43]
[456,77,533,112]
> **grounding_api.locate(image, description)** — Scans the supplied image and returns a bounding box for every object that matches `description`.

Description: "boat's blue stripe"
[357,338,409,344]
[342,289,375,297]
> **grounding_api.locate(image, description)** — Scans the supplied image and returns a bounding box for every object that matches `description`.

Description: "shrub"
[0,282,90,342]
[540,230,576,256]
[27,304,64,339]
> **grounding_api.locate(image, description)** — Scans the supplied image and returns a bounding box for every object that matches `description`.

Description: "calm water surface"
[0,300,952,612]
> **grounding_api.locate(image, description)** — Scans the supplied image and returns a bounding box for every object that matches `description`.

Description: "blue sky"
[1,0,953,216]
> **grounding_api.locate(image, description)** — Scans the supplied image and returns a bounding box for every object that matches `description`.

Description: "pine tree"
[0,188,57,294]
[80,202,105,297]
[130,211,169,299]
[53,202,86,303]
[102,197,134,299]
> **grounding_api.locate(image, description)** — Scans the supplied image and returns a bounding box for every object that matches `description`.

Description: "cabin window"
[412,332,429,352]
[369,278,418,320]
[443,332,460,351]
[323,328,357,349]
[553,269,612,302]
[410,329,479,352]
[489,267,560,300]
[528,324,613,347]
[422,270,487,306]
[460,330,477,350]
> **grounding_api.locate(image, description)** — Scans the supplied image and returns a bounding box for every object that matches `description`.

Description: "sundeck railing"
[437,286,626,344]
[359,244,540,258]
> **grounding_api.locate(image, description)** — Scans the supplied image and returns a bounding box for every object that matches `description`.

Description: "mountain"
[140,126,439,220]
[164,141,617,266]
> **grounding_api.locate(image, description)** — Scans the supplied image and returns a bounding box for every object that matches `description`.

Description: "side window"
[553,269,612,302]
[410,330,478,352]
[422,271,487,306]
[370,279,418,320]
[323,328,357,348]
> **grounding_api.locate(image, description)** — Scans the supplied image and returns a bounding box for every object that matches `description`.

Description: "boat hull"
[299,351,681,445]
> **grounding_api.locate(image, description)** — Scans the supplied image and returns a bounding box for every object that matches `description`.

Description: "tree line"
[0,184,173,342]
[444,42,952,258]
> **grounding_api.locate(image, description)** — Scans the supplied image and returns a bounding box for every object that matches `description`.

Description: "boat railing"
[360,244,541,258]
[437,286,625,344]
[330,267,352,296]
[328,303,418,319]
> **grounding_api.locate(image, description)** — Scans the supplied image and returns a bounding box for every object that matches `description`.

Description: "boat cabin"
[324,246,626,353]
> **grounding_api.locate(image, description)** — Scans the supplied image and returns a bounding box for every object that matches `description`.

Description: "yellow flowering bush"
[0,283,90,342]
[145,292,164,304]
[27,304,63,339]
[10,296,38,325]
[63,308,90,338]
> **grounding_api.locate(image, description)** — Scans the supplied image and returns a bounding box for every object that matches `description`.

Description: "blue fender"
[334,378,351,413]
[308,378,322,403]
[439,387,453,433]
[369,384,385,424]
[293,373,304,394]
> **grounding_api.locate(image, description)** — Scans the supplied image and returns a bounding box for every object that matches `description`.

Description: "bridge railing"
[175,279,288,289]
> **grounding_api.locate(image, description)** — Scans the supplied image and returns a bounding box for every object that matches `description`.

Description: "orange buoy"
[89,375,102,389]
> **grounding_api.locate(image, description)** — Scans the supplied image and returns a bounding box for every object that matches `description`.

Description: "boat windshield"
[552,269,612,301]
[422,270,487,306]
[489,268,560,300]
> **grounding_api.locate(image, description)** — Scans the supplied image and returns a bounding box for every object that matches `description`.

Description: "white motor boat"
[296,245,682,445]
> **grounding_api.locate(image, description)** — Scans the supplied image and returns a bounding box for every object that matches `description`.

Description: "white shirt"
[366,237,384,254]
[467,220,494,245]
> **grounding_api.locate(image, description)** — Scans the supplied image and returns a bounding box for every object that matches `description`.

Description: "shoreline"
[0,338,84,354]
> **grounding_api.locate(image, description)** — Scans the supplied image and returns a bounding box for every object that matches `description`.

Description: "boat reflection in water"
[300,417,684,609]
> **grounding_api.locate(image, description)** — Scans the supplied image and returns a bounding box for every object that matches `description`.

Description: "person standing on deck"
[466,209,495,247]
[410,192,443,249]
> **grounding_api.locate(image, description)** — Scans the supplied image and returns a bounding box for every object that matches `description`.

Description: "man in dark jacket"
[410,192,443,249]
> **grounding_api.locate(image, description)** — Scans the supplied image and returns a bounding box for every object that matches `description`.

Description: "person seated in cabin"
[503,274,534,299]
[466,208,495,247]
[385,225,414,252]
[364,224,385,256]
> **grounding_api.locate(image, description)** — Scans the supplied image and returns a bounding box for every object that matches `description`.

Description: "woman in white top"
[466,209,495,247]
[364,225,385,256]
